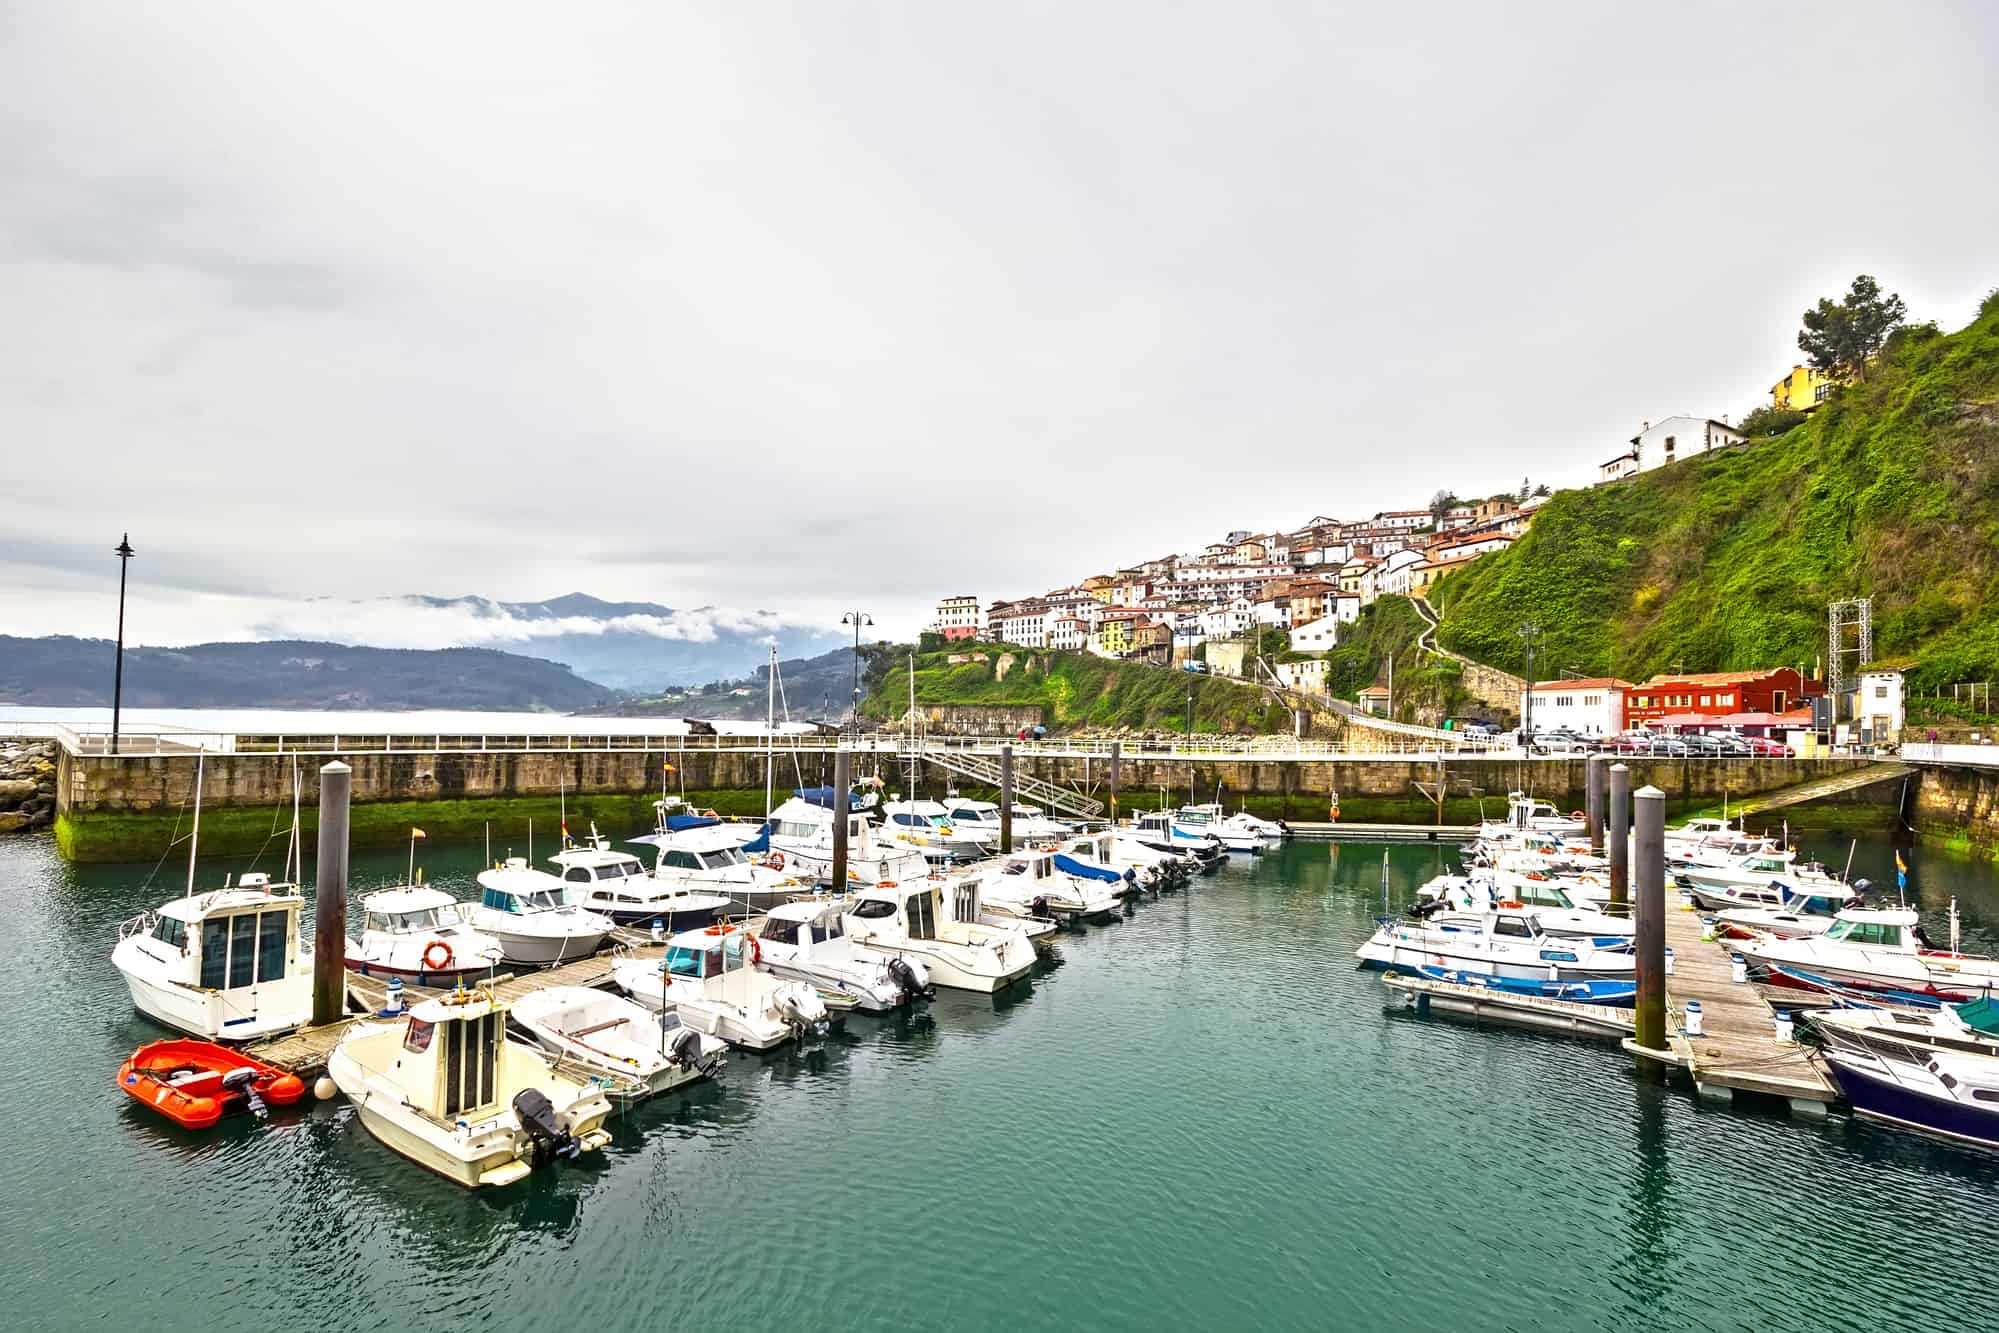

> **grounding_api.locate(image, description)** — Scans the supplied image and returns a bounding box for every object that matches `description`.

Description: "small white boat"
[751,899,934,1011]
[1060,829,1178,891]
[636,818,801,917]
[1129,809,1225,862]
[1178,803,1277,853]
[881,800,993,861]
[346,887,504,985]
[1676,849,1856,911]
[612,927,830,1049]
[509,985,726,1102]
[469,859,616,965]
[1356,908,1636,982]
[937,796,1074,845]
[975,847,1124,924]
[1714,886,1849,940]
[1413,871,1633,941]
[112,873,315,1041]
[840,879,1035,992]
[553,825,737,927]
[327,987,613,1188]
[1480,792,1587,837]
[1743,903,1999,1004]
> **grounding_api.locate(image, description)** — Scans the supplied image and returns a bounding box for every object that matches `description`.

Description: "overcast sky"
[4,1,1995,652]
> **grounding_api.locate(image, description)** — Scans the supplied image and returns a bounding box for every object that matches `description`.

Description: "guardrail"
[1899,742,1999,767]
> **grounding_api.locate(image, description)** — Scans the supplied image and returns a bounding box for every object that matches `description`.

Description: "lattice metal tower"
[1827,597,1873,703]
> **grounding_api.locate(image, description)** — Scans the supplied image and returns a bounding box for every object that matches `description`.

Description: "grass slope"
[860,643,1291,734]
[1434,293,1999,690]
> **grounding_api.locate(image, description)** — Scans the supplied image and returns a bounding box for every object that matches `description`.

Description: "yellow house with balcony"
[1097,612,1140,656]
[1771,364,1835,413]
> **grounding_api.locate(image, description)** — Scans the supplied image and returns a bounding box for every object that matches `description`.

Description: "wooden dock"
[1622,898,1838,1115]
[1383,973,1635,1038]
[1288,822,1477,841]
[247,932,668,1080]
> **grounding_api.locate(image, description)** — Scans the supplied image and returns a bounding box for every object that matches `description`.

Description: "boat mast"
[765,642,777,826]
[284,756,301,885]
[908,650,918,803]
[186,752,205,896]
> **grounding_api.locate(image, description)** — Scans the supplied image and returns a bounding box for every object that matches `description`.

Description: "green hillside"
[859,643,1292,734]
[1433,291,1999,690]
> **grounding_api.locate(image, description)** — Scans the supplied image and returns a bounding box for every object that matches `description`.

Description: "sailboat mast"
[765,643,776,823]
[187,752,204,896]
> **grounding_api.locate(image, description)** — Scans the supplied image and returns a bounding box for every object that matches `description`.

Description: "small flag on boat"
[561,822,570,840]
[663,763,676,773]
[411,828,427,839]
[1896,850,1908,890]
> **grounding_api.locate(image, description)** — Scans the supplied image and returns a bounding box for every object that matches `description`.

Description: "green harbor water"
[5,830,1998,1331]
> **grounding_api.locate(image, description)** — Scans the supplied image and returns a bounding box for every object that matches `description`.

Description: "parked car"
[1531,729,1590,755]
[1181,661,1209,674]
[1740,736,1795,757]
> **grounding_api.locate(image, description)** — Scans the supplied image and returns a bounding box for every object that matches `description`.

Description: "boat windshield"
[1178,809,1213,825]
[1824,918,1906,946]
[519,889,567,912]
[665,944,719,979]
[388,907,447,931]
[700,847,746,869]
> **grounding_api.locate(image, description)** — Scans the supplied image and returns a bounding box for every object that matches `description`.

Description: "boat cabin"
[1063,831,1119,867]
[884,801,952,833]
[478,861,576,915]
[550,846,649,889]
[145,881,305,994]
[1822,909,1921,952]
[1133,812,1179,838]
[360,887,470,937]
[758,900,848,955]
[395,992,510,1119]
[996,851,1060,884]
[663,928,751,982]
[940,799,1001,828]
[849,880,982,937]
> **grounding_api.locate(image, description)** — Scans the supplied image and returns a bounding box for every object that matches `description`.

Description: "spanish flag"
[663,762,676,773]
[561,822,570,840]
[411,827,427,840]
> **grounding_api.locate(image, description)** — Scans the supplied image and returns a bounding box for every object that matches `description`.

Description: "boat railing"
[117,910,159,941]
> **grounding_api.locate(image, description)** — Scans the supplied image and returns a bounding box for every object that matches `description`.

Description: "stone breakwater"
[0,741,58,833]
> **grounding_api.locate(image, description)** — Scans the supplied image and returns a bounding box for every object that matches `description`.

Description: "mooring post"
[1586,753,1606,854]
[999,743,1014,854]
[312,760,351,1026]
[831,747,851,891]
[1634,783,1666,1056]
[1608,762,1631,909]
[1109,740,1121,824]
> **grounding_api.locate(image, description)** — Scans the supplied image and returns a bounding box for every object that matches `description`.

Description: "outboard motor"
[667,1026,725,1077]
[781,985,831,1037]
[220,1066,267,1118]
[511,1087,579,1166]
[887,955,934,1001]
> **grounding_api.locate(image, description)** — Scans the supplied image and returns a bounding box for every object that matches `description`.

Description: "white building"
[1428,532,1514,566]
[1252,597,1291,628]
[1275,658,1329,694]
[1519,678,1632,736]
[996,602,1051,648]
[1048,616,1090,651]
[1370,509,1432,530]
[933,594,981,640]
[1289,615,1340,652]
[1599,416,1746,483]
[1852,668,1905,741]
[1198,597,1254,640]
[1330,593,1362,624]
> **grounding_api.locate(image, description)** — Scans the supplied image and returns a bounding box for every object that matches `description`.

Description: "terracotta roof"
[1529,677,1632,691]
[1358,685,1391,697]
[1636,669,1803,688]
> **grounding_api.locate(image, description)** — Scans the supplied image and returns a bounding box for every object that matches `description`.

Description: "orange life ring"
[767,852,785,871]
[741,933,761,965]
[1570,810,1586,822]
[422,939,454,972]
[702,922,737,936]
[1497,899,1524,909]
[877,880,898,889]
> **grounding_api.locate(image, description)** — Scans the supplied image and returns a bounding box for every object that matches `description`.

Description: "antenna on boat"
[559,771,568,847]
[283,755,301,886]
[1380,847,1390,917]
[484,821,491,869]
[187,752,204,897]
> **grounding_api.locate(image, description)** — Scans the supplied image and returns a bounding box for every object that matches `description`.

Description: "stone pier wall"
[1913,765,1999,858]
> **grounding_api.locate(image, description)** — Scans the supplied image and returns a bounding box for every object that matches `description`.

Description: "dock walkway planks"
[247,937,668,1080]
[1628,900,1837,1111]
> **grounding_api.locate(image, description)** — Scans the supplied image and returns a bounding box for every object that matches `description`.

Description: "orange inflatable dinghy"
[118,1040,307,1130]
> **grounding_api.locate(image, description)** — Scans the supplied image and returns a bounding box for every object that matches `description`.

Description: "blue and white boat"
[1356,908,1636,983]
[1823,1044,1999,1150]
[1129,810,1225,866]
[1413,964,1636,1007]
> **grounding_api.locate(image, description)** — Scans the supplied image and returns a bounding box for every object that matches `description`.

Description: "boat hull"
[484,929,613,967]
[114,960,309,1043]
[602,903,727,931]
[1825,1055,1999,1150]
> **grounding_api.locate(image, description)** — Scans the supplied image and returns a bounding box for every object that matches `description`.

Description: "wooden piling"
[1633,783,1666,1057]
[1109,741,1121,823]
[1586,753,1606,854]
[831,748,850,889]
[1608,762,1630,909]
[312,760,350,1026]
[999,744,1014,854]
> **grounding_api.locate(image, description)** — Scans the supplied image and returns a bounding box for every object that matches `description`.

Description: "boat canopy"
[1054,853,1123,884]
[796,786,865,811]
[665,813,720,832]
[1955,995,1999,1035]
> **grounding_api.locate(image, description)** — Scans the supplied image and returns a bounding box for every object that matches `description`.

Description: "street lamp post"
[841,611,872,733]
[111,534,135,756]
[1518,621,1540,749]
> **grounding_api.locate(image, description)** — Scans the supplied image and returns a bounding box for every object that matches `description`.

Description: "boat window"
[663,850,701,871]
[1936,1069,1959,1091]
[1974,1089,1999,1103]
[779,821,819,839]
[481,887,517,913]
[152,916,186,949]
[564,867,593,884]
[818,917,844,942]
[761,917,799,945]
[403,1017,435,1053]
[1002,860,1029,876]
[1827,919,1900,946]
[200,918,228,989]
[908,891,937,939]
[616,894,643,905]
[522,890,564,911]
[1493,917,1533,938]
[226,913,256,987]
[709,847,745,867]
[256,910,287,982]
[595,864,632,880]
[666,944,709,978]
[850,898,898,920]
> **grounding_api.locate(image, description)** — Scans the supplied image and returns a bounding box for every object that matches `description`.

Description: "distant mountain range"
[579,645,865,721]
[399,592,846,690]
[0,636,613,712]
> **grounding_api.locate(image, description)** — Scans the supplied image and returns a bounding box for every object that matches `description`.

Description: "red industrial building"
[1621,668,1823,729]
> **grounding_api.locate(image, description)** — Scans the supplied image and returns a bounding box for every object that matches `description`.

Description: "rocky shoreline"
[0,741,57,833]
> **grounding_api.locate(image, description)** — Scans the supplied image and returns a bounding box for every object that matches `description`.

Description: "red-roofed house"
[1622,668,1822,728]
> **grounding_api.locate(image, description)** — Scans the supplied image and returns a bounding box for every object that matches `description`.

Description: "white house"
[1197,597,1254,640]
[1851,668,1905,741]
[1370,509,1431,530]
[1428,532,1514,566]
[1368,548,1427,601]
[1252,597,1292,628]
[1330,593,1362,624]
[996,601,1051,649]
[1289,615,1341,652]
[1519,678,1632,735]
[1600,416,1745,482]
[933,594,981,641]
[1275,658,1329,694]
[1048,617,1090,651]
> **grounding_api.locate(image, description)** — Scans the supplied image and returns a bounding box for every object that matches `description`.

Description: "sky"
[4,1,1996,657]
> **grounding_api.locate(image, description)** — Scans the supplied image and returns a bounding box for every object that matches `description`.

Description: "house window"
[1874,685,1888,699]
[1699,695,1711,708]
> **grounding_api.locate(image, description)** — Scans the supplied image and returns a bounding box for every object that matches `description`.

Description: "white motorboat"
[612,926,829,1049]
[1821,1043,1999,1150]
[635,818,801,917]
[1356,907,1636,982]
[746,792,929,888]
[841,879,1036,992]
[975,848,1125,924]
[881,800,994,861]
[1714,885,1849,940]
[1178,803,1278,853]
[346,886,504,985]
[937,796,1074,845]
[327,987,613,1188]
[1477,792,1587,839]
[113,873,316,1041]
[1129,809,1225,864]
[1060,829,1181,891]
[509,985,727,1102]
[1742,903,1999,1004]
[752,899,934,1012]
[468,859,616,965]
[1810,995,1999,1065]
[1413,871,1633,941]
[1676,849,1857,912]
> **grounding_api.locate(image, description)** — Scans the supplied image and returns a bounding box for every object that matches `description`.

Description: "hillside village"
[931,283,1926,747]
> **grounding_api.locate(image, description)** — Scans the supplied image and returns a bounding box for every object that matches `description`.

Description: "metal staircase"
[902,745,1105,819]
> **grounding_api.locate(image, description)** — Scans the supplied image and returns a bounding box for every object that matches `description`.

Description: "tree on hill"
[1428,489,1460,524]
[1738,403,1809,439]
[1799,274,1907,383]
